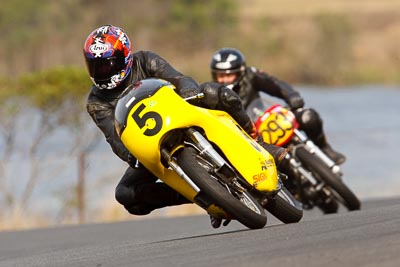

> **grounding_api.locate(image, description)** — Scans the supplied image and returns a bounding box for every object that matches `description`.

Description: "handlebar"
[183,92,204,101]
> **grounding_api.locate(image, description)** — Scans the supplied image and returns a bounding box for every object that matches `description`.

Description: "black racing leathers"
[233,66,324,140]
[233,66,304,110]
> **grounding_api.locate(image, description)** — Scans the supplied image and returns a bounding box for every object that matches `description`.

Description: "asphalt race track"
[0,197,399,267]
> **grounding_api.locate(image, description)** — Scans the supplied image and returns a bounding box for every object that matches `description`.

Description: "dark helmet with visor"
[83,25,133,89]
[210,48,246,88]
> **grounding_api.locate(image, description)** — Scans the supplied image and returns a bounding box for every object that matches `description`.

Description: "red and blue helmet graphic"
[83,25,133,89]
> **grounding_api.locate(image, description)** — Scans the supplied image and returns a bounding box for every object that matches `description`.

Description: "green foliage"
[0,77,15,103]
[0,0,47,43]
[170,0,237,27]
[344,66,400,85]
[288,13,354,84]
[162,0,238,50]
[18,66,90,111]
[0,0,398,87]
[0,0,84,35]
[0,0,86,74]
[311,13,354,84]
[0,77,21,119]
[10,66,91,128]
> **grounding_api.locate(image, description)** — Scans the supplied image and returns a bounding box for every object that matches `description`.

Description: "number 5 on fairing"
[131,103,163,136]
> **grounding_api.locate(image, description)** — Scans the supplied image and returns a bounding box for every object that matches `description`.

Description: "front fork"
[163,128,283,208]
[186,128,284,196]
[185,128,239,184]
[161,128,238,193]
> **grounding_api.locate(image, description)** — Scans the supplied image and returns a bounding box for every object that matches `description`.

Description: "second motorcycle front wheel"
[177,147,267,229]
[264,185,303,223]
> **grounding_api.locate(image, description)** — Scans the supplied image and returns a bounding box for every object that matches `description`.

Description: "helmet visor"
[85,55,125,81]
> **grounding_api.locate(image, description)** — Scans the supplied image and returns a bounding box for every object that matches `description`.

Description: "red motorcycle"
[253,104,361,213]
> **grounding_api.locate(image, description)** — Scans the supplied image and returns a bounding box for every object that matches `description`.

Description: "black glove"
[287,94,304,110]
[177,79,201,100]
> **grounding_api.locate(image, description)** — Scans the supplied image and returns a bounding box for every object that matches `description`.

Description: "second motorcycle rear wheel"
[296,147,361,211]
[264,185,303,223]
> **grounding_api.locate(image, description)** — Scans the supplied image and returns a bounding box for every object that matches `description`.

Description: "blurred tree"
[299,13,354,84]
[1,0,399,85]
[154,0,238,52]
[0,77,21,216]
[0,66,102,226]
[0,0,86,74]
[19,66,101,223]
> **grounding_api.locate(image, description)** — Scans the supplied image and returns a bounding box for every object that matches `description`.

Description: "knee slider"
[126,204,153,215]
[115,184,135,206]
[115,185,153,215]
[298,108,322,133]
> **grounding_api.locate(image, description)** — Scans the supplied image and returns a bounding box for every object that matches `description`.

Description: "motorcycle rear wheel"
[177,147,267,229]
[296,147,361,211]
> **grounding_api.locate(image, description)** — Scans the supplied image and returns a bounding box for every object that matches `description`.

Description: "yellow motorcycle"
[115,79,303,229]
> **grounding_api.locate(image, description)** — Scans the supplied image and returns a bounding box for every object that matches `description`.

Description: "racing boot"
[210,215,222,228]
[314,133,346,165]
[209,215,231,228]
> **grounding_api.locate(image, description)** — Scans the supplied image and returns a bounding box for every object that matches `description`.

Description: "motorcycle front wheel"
[264,185,303,223]
[296,147,361,211]
[177,147,267,229]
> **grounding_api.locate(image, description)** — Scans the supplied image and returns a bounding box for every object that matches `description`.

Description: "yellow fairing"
[120,85,278,194]
[199,111,279,192]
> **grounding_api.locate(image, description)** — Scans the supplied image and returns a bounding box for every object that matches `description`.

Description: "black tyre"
[296,147,361,211]
[264,185,303,223]
[177,147,267,229]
